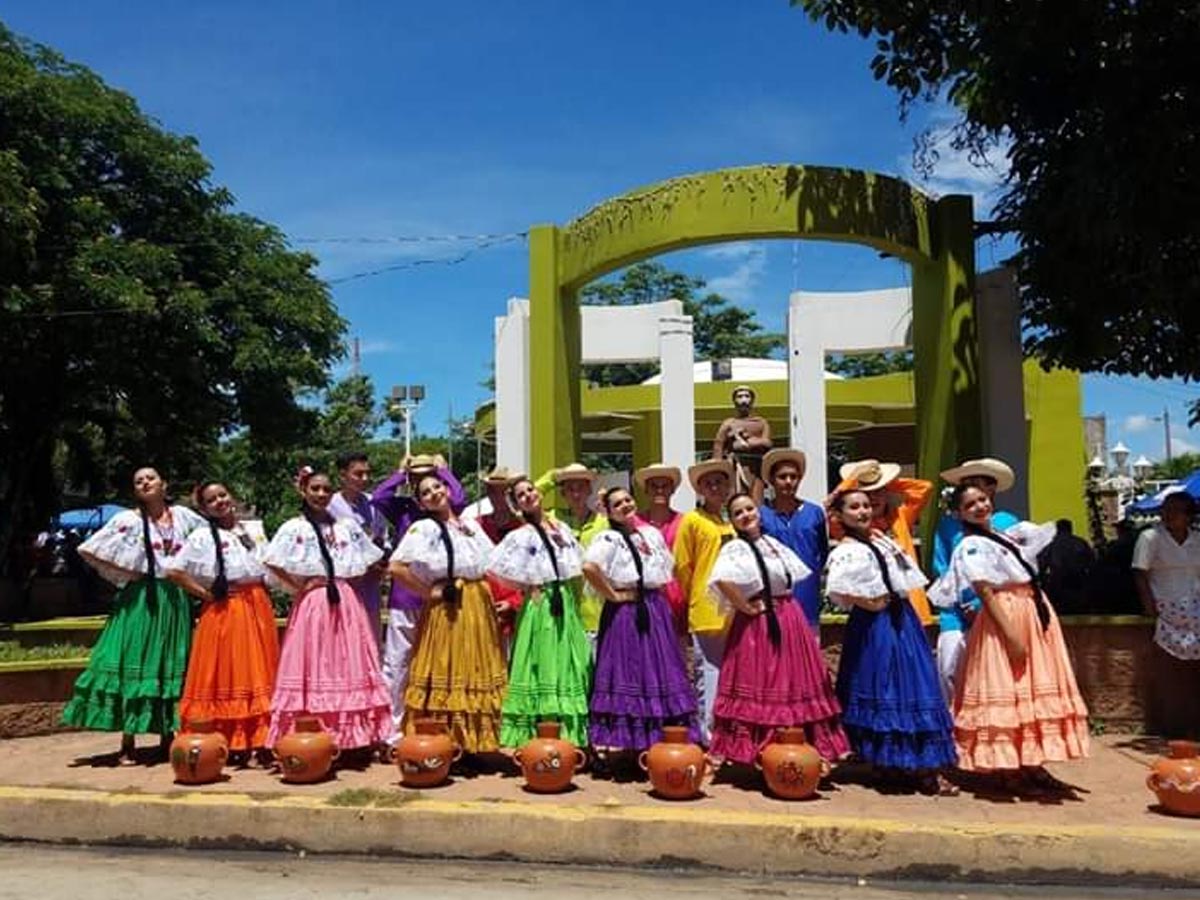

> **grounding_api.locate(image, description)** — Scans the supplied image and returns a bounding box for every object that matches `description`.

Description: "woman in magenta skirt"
[707,493,848,765]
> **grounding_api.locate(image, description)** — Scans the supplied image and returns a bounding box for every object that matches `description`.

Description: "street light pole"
[390,384,426,460]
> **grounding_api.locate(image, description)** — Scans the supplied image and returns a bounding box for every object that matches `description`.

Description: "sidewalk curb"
[1,785,1198,886]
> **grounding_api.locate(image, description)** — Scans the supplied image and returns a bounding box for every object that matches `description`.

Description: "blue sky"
[5,1,1196,463]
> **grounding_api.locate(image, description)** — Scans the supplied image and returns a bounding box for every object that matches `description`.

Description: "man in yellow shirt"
[674,458,735,742]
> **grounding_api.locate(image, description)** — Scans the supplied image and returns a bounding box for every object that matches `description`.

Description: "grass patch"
[327,787,417,809]
[0,640,91,662]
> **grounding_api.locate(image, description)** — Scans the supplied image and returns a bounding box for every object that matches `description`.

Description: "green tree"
[825,351,913,379]
[1150,453,1200,482]
[793,2,1200,386]
[581,262,784,386]
[0,25,344,572]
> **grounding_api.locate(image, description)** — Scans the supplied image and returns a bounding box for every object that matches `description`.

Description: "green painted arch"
[527,164,982,559]
[556,164,938,290]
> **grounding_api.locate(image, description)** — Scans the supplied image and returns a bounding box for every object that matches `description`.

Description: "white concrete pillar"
[659,314,696,509]
[494,297,530,473]
[788,301,829,501]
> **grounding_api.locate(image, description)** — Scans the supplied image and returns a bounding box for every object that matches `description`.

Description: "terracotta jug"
[1147,740,1200,817]
[396,718,461,788]
[170,720,228,785]
[274,716,340,783]
[515,721,587,793]
[756,727,826,800]
[638,725,709,800]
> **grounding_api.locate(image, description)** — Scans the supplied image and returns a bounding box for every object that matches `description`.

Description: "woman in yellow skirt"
[389,472,507,755]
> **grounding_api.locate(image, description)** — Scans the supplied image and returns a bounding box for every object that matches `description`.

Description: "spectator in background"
[1038,519,1096,615]
[1133,490,1200,738]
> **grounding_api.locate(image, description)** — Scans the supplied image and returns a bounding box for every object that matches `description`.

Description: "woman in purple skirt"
[582,487,699,753]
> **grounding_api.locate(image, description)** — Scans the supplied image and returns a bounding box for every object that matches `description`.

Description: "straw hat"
[634,463,682,492]
[762,448,807,481]
[484,465,524,486]
[688,458,735,492]
[406,454,439,473]
[731,384,756,401]
[940,457,1015,493]
[838,459,901,492]
[553,462,598,485]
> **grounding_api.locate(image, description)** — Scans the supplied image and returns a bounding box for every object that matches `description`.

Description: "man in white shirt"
[1132,490,1200,738]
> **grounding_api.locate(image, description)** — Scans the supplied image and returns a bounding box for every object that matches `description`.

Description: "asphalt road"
[0,844,1188,900]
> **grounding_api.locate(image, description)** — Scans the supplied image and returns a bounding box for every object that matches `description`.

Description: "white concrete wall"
[788,288,912,500]
[581,300,684,363]
[494,297,530,472]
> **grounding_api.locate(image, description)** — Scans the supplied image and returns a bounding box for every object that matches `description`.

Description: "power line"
[325,232,527,285]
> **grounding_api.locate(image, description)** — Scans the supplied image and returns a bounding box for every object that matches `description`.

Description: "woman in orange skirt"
[929,484,1089,795]
[167,482,280,762]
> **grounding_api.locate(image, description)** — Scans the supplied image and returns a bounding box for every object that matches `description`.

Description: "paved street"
[0,844,1189,900]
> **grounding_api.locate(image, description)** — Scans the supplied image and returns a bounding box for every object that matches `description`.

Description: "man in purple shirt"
[328,451,389,651]
[371,453,466,737]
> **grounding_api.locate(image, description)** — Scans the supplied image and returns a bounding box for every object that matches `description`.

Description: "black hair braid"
[845,531,905,630]
[530,520,565,618]
[963,522,1052,631]
[433,517,460,606]
[302,503,341,605]
[613,521,650,635]
[208,518,229,601]
[737,531,783,649]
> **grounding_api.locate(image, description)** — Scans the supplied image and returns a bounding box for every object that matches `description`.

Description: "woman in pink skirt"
[263,467,393,758]
[929,483,1089,795]
[707,493,848,765]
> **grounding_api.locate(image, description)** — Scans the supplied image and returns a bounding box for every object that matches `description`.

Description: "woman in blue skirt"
[826,487,957,794]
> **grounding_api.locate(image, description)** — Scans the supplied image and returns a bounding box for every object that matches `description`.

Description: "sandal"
[916,772,960,796]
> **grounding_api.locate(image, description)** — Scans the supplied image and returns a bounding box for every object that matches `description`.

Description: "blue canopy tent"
[1129,470,1200,514]
[54,503,127,532]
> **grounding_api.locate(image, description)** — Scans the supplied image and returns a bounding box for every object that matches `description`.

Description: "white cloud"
[898,111,1010,219]
[356,339,396,356]
[705,243,767,303]
[1124,414,1154,434]
[1172,431,1199,456]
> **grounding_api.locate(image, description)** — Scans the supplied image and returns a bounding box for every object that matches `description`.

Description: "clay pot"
[170,720,228,785]
[396,718,461,788]
[756,727,826,800]
[515,721,587,793]
[638,725,710,800]
[274,716,340,784]
[1147,740,1200,817]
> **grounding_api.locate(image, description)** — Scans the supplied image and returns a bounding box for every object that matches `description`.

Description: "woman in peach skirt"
[167,482,279,761]
[930,484,1089,794]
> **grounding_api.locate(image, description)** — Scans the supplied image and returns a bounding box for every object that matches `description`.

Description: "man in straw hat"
[759,448,828,632]
[713,385,773,503]
[674,457,735,741]
[534,462,609,637]
[370,452,467,736]
[932,457,1020,704]
[830,458,935,624]
[473,465,524,544]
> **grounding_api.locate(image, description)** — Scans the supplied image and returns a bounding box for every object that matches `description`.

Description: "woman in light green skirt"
[62,467,204,761]
[487,477,592,747]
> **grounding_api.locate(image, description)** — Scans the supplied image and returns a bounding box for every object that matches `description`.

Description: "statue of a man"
[712,384,773,499]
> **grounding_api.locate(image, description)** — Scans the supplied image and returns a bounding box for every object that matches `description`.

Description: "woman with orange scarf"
[829,460,934,625]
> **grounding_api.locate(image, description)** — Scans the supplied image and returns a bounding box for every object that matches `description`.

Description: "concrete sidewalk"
[0,731,1198,886]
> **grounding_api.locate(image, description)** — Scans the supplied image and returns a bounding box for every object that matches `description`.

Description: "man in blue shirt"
[758,448,828,632]
[932,457,1020,704]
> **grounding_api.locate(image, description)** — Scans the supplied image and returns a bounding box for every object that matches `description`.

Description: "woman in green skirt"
[488,477,593,747]
[63,467,204,761]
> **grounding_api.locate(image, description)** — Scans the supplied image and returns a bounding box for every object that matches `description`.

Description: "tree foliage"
[1150,452,1200,482]
[794,1,1200,384]
[825,351,913,379]
[0,24,344,573]
[580,262,784,386]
